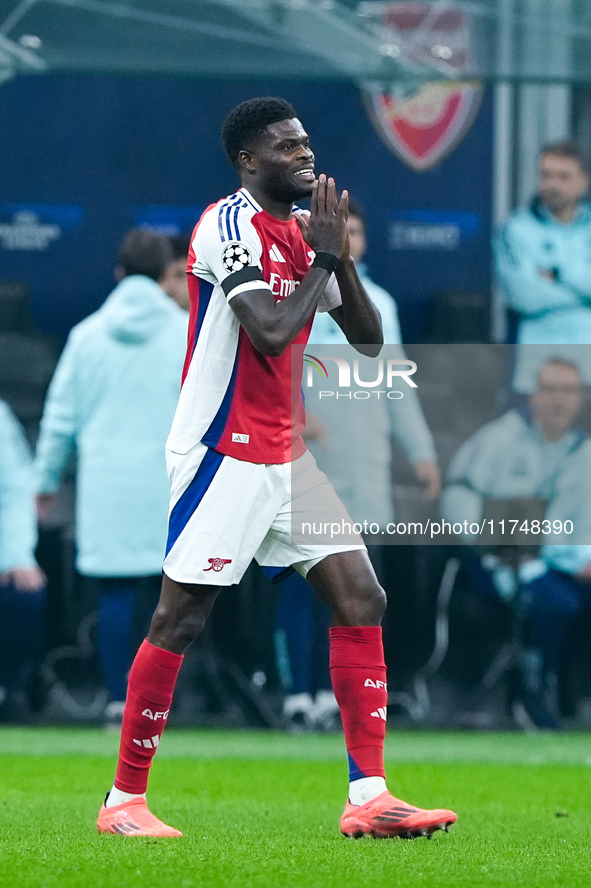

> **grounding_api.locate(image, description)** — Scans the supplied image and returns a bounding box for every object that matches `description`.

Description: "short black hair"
[118,229,173,281]
[540,139,588,172]
[347,197,366,226]
[222,97,297,166]
[169,232,192,262]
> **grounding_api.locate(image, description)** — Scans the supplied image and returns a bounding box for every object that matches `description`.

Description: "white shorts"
[163,444,364,586]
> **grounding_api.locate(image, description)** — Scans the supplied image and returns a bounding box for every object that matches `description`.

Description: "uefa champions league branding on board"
[0,204,84,251]
[303,353,417,400]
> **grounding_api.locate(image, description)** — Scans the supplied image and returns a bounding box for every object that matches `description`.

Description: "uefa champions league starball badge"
[222,243,252,273]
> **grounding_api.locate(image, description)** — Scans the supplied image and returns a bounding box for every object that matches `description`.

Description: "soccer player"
[97,97,457,840]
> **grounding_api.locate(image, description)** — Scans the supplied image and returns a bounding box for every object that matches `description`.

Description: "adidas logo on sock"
[133,735,160,748]
[370,707,387,720]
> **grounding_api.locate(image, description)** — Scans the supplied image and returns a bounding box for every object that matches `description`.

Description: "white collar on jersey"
[239,187,303,219]
[239,187,263,212]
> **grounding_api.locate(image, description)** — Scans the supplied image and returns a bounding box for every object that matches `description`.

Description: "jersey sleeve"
[190,206,270,302]
[317,274,342,312]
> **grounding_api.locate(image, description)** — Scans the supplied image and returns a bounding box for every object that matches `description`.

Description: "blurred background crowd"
[3,0,591,733]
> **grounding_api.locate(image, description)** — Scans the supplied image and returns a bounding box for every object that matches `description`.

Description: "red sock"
[329,626,387,781]
[114,639,183,794]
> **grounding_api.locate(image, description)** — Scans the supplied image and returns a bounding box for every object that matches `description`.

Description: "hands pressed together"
[296,175,350,262]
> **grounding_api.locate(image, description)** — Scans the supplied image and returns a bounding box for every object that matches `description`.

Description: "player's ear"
[237,149,256,175]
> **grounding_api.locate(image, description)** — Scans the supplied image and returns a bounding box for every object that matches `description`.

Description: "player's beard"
[262,168,313,205]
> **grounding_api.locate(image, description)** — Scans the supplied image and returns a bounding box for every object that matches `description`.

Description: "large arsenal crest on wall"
[363,2,483,171]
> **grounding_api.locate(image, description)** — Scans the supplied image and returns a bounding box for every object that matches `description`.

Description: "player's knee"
[149,598,208,651]
[363,579,387,623]
[173,612,207,650]
[341,577,386,626]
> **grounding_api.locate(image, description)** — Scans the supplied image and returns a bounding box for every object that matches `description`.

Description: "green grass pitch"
[2,727,591,888]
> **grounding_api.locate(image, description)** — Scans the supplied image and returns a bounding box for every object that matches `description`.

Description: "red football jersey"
[166,188,340,464]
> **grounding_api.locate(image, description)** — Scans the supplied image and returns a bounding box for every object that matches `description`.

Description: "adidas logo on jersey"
[269,244,286,262]
[364,678,387,690]
[370,707,388,720]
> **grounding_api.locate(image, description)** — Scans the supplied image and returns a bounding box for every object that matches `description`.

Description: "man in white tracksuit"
[441,358,591,727]
[0,400,46,720]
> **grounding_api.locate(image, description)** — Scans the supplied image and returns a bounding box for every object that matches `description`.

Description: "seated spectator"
[0,400,47,721]
[441,358,591,727]
[34,229,188,726]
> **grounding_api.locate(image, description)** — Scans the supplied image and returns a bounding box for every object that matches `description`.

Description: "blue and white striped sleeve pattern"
[193,193,270,302]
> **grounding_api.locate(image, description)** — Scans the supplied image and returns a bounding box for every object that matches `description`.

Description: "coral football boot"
[340,791,457,839]
[97,797,182,837]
